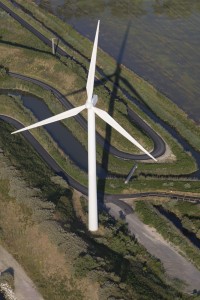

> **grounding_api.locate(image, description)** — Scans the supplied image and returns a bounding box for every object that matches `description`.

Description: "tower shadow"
[97,22,131,203]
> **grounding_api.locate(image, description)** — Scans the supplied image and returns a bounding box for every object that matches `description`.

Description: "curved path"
[1,2,200,294]
[1,3,199,199]
[2,0,200,177]
[1,115,200,205]
[1,115,200,294]
[0,0,166,160]
[8,72,165,160]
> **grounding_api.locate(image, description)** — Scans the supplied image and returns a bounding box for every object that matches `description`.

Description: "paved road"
[1,115,200,203]
[1,1,200,294]
[106,202,200,294]
[0,245,44,300]
[5,0,200,179]
[0,0,166,160]
[1,115,200,295]
[0,115,88,195]
[8,71,166,160]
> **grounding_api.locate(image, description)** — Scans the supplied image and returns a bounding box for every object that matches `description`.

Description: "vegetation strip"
[0,5,198,189]
[0,125,189,299]
[0,1,199,176]
[0,0,166,158]
[0,3,200,297]
[9,71,165,160]
[1,115,200,204]
[135,201,200,270]
[0,1,163,154]
[3,0,200,156]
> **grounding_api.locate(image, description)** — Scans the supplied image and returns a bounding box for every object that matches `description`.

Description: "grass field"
[0,1,200,194]
[1,1,200,298]
[2,0,200,153]
[0,147,191,299]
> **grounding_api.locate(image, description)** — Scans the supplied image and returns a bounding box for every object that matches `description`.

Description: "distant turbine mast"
[12,20,157,231]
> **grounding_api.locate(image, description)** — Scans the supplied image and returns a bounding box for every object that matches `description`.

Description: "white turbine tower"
[12,21,157,231]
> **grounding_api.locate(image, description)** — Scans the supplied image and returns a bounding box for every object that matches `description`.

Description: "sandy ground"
[0,246,44,300]
[106,202,200,294]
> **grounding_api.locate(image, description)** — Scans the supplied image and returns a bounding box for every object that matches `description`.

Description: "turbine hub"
[85,101,93,109]
[86,95,98,109]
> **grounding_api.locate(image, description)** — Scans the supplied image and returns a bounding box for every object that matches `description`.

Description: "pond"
[35,0,200,123]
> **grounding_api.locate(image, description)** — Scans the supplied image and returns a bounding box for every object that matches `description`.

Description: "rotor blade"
[86,20,100,102]
[93,107,157,161]
[12,105,86,134]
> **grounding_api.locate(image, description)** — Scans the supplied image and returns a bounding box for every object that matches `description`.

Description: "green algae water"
[35,0,200,123]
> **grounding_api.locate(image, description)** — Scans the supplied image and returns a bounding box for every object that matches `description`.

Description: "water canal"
[1,91,107,178]
[2,89,200,179]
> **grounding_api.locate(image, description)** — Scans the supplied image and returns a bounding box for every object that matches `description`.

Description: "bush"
[184,183,191,189]
[55,195,76,230]
[74,254,99,277]
[0,270,15,300]
[0,271,14,290]
[0,65,9,78]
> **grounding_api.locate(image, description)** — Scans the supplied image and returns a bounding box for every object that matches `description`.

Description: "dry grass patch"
[0,45,78,95]
[0,154,101,299]
[72,190,87,225]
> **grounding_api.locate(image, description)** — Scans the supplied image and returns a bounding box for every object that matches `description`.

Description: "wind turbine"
[12,20,157,231]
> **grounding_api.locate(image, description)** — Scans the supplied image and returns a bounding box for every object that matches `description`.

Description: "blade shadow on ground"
[97,21,131,203]
[0,39,52,55]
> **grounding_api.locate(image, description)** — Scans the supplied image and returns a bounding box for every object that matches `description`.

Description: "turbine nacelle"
[86,94,98,109]
[92,94,98,106]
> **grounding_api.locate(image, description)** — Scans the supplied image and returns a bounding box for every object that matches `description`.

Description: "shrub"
[0,65,9,78]
[0,271,14,290]
[184,183,191,189]
[74,254,99,277]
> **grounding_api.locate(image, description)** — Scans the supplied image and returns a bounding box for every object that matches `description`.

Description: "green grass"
[99,177,200,195]
[0,4,154,154]
[0,90,199,196]
[0,88,198,197]
[0,96,88,186]
[4,0,200,154]
[0,1,200,298]
[0,0,199,189]
[161,201,200,239]
[0,120,64,202]
[0,123,190,299]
